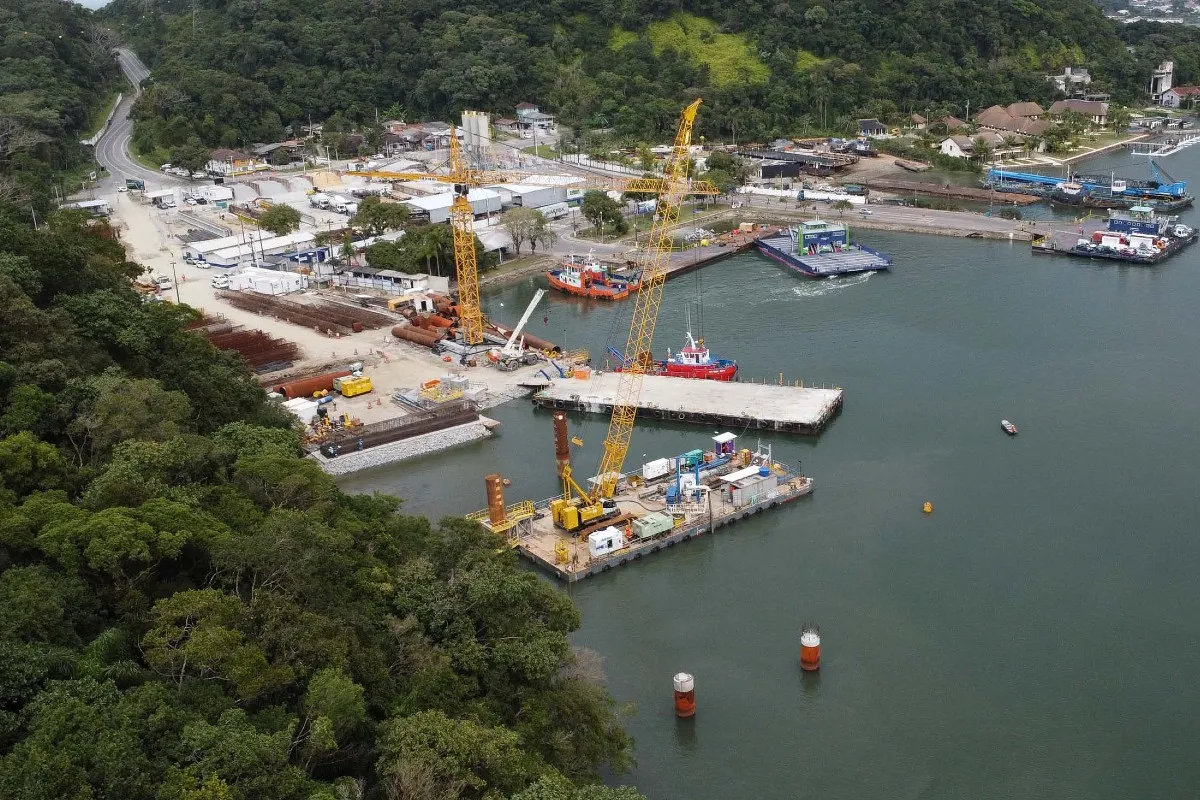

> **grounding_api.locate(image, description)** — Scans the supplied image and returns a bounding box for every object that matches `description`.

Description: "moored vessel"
[546,251,641,300]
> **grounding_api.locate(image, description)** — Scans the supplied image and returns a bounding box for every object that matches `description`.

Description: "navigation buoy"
[923,501,933,514]
[673,672,695,718]
[800,625,821,672]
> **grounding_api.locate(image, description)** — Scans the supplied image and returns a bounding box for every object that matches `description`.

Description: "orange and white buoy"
[673,672,696,717]
[800,624,821,672]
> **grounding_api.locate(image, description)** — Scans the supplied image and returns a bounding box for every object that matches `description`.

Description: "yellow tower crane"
[360,116,718,346]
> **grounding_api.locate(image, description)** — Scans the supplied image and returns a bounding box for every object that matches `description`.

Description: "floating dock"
[755,227,892,277]
[532,372,842,434]
[470,428,813,582]
[511,474,812,581]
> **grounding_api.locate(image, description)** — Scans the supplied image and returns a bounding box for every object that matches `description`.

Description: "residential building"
[974,105,1051,136]
[857,118,889,137]
[1005,102,1045,120]
[939,115,968,132]
[940,136,975,158]
[515,102,556,131]
[939,131,1019,159]
[1048,67,1092,96]
[1150,60,1175,101]
[1161,86,1200,108]
[206,149,264,176]
[909,114,927,130]
[1048,99,1109,126]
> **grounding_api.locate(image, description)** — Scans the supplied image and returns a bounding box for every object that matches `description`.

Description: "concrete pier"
[532,373,843,434]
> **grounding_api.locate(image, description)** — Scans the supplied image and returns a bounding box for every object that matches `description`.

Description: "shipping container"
[338,376,374,397]
[642,458,674,481]
[632,512,675,539]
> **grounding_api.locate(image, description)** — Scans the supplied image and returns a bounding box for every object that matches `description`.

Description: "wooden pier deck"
[533,373,843,434]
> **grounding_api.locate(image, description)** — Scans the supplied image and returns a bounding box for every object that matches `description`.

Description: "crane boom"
[594,99,703,498]
[502,288,546,355]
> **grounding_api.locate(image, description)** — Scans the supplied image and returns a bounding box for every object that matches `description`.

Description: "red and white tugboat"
[547,251,641,300]
[657,332,738,381]
[610,331,738,381]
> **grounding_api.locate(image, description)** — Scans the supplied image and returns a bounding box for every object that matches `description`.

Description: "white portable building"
[227,266,307,295]
[587,526,627,558]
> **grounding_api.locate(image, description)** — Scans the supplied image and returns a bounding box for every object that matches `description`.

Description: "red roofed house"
[1161,86,1200,109]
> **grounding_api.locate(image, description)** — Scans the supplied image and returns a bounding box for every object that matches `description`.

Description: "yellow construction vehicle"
[360,120,719,346]
[548,411,617,533]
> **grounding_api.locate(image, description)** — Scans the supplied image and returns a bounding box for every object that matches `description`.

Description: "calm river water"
[341,146,1200,798]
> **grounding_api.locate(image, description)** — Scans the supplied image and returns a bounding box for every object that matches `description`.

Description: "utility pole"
[169,259,180,303]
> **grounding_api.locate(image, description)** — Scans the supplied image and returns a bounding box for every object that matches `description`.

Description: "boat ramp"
[532,372,843,434]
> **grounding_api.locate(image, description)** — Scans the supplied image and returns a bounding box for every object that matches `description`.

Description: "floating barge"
[1032,206,1196,264]
[471,429,812,583]
[865,178,1040,205]
[533,372,842,434]
[755,220,892,277]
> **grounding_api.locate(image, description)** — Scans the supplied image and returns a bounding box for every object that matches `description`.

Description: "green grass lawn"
[520,144,558,159]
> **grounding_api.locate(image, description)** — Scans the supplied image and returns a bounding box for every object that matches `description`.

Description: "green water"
[341,150,1200,798]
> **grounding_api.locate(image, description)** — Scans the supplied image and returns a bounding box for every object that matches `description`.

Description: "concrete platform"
[532,372,843,434]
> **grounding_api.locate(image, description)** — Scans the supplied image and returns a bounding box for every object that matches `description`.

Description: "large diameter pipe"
[519,332,562,353]
[553,411,570,477]
[484,473,506,526]
[392,325,444,347]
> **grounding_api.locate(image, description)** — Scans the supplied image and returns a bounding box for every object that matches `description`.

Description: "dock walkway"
[533,372,842,434]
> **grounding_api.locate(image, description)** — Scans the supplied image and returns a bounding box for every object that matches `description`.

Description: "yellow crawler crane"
[592,99,704,498]
[360,112,718,346]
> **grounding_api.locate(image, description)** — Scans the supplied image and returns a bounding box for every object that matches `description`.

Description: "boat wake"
[790,271,874,298]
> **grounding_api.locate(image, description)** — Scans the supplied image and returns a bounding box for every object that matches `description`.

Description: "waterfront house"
[1048,99,1109,126]
[1161,86,1200,109]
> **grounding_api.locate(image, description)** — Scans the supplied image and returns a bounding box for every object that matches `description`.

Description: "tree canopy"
[98,0,1180,149]
[0,0,121,211]
[0,201,640,799]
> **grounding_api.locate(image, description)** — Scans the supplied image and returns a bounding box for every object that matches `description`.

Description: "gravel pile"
[311,421,492,475]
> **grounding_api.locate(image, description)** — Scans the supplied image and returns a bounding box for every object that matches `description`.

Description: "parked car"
[154,275,173,289]
[211,275,230,289]
[160,163,173,172]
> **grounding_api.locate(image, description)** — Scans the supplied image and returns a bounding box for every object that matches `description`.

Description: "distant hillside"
[102,0,1152,149]
[0,0,120,207]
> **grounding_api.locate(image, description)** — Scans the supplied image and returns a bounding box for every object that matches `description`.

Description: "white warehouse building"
[183,231,270,262]
[205,232,317,268]
[487,183,566,210]
[403,188,502,225]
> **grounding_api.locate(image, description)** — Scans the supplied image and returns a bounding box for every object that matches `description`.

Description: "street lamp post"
[169,258,180,304]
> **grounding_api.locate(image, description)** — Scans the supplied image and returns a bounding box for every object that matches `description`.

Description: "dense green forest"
[0,0,119,210]
[0,205,640,799]
[102,0,1196,152]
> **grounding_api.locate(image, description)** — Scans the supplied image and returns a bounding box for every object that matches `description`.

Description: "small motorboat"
[1001,419,1018,436]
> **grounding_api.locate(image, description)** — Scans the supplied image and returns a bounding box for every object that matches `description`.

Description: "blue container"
[758,467,771,477]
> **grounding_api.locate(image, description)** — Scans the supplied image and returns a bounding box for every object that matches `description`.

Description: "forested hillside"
[0,0,119,210]
[0,206,640,800]
[103,0,1157,152]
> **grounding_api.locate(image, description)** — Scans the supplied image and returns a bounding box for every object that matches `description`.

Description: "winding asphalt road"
[95,48,188,189]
